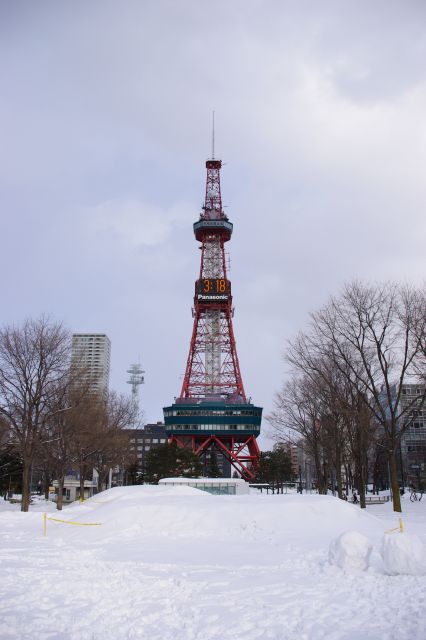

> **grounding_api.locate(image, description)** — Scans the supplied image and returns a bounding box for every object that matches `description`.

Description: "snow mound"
[54,487,385,560]
[329,530,373,571]
[12,486,385,568]
[382,533,426,575]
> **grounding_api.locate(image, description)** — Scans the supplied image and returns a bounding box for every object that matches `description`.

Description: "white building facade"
[71,333,111,395]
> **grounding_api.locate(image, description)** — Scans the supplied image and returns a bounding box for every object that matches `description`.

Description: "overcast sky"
[1,1,425,447]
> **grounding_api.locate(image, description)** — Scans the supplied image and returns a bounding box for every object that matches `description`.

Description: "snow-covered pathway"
[1,487,425,640]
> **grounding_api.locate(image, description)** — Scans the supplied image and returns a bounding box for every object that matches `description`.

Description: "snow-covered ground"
[0,487,425,640]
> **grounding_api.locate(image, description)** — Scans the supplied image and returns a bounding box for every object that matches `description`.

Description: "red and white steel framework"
[169,433,260,481]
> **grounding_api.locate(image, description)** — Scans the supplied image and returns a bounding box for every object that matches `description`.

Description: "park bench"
[364,495,390,505]
[249,483,274,494]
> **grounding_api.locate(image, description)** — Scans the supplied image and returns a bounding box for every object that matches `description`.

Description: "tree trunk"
[21,459,31,512]
[346,464,351,495]
[98,468,110,493]
[315,448,322,493]
[44,473,50,501]
[79,464,85,502]
[389,451,401,512]
[358,461,366,509]
[356,426,367,508]
[346,465,353,493]
[57,475,64,510]
[333,436,343,500]
[335,450,343,499]
[372,453,381,494]
[97,469,103,493]
[313,449,326,494]
[321,459,329,494]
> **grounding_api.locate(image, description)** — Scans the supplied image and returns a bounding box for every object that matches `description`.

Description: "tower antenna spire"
[212,110,215,159]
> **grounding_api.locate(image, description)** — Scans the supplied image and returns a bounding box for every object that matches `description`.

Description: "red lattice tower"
[181,158,245,400]
[163,154,262,481]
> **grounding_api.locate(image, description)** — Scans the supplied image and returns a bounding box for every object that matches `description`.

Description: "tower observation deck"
[163,154,262,481]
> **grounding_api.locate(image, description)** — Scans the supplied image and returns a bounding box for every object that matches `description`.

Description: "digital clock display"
[196,278,231,301]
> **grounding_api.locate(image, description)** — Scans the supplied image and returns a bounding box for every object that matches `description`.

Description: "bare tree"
[0,317,71,511]
[311,365,348,499]
[42,381,87,509]
[67,395,104,501]
[297,282,425,512]
[93,391,136,492]
[271,282,425,511]
[341,387,375,508]
[269,376,329,494]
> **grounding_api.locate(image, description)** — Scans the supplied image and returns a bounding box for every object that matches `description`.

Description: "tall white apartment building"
[71,333,111,395]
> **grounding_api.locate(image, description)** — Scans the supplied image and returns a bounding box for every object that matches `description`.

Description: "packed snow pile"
[382,533,426,575]
[50,485,385,557]
[328,530,373,571]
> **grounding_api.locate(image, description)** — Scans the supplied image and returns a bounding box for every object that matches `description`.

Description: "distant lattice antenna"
[126,363,145,419]
[212,110,215,159]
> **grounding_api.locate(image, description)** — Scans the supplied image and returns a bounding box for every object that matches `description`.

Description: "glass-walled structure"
[158,477,250,495]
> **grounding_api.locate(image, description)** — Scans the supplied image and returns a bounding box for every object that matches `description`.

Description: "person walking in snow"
[352,491,358,504]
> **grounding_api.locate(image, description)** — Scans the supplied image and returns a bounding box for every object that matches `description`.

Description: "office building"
[125,422,168,477]
[71,333,111,395]
[400,383,426,488]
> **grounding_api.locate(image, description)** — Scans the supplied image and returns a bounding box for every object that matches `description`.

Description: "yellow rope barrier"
[47,517,101,526]
[384,518,404,534]
[43,512,101,536]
